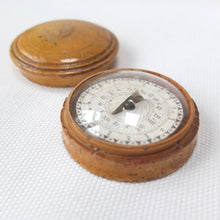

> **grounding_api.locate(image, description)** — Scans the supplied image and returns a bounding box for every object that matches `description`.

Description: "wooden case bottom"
[61,102,199,182]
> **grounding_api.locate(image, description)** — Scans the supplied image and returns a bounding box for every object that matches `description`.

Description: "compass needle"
[111,91,144,115]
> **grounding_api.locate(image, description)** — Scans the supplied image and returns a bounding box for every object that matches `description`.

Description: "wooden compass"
[61,68,199,182]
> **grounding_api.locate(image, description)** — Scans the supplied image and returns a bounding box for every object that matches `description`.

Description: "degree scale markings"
[75,77,184,145]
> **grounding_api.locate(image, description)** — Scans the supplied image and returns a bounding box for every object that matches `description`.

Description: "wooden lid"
[10,20,119,87]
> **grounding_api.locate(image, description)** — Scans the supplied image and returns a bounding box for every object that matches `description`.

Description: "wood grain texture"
[61,68,200,182]
[10,20,119,87]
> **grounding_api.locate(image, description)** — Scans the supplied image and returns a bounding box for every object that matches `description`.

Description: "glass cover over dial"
[70,70,188,146]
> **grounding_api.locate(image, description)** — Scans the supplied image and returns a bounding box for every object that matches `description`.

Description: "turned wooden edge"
[10,56,116,87]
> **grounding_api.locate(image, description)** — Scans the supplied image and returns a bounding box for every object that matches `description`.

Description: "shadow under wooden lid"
[10,20,119,87]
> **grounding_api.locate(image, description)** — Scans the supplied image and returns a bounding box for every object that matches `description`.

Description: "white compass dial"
[74,77,184,145]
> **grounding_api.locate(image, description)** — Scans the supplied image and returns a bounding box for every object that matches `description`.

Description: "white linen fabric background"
[1,0,220,219]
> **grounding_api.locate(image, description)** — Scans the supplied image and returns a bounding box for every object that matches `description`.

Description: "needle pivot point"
[124,100,135,110]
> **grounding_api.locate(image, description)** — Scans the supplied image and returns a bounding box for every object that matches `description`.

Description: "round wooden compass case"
[61,68,199,182]
[10,20,119,87]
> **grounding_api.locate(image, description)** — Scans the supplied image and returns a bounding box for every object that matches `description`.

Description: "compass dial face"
[71,70,186,146]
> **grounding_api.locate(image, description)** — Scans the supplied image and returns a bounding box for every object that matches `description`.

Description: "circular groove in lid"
[11,38,118,75]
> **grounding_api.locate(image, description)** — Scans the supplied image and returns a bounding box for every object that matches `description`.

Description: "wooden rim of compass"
[61,68,197,156]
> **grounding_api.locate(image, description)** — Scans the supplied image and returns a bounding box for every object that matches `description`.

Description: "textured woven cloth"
[1,0,220,219]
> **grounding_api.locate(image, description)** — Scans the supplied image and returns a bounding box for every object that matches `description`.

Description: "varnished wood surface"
[61,68,200,182]
[10,20,119,87]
